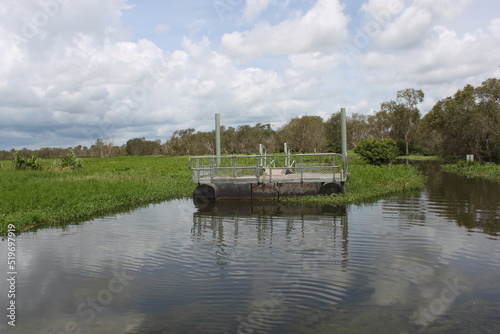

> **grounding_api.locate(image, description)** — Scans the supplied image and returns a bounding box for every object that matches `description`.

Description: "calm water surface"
[1,164,499,333]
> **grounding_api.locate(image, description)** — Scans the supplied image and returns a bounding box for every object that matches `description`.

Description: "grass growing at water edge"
[442,161,500,183]
[283,160,425,206]
[0,155,425,234]
[0,156,195,234]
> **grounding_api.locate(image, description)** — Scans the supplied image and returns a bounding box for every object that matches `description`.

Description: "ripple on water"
[3,169,500,333]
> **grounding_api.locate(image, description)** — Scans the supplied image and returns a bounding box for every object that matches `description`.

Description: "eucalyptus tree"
[325,112,372,150]
[423,78,499,161]
[279,115,326,153]
[380,88,425,155]
[367,109,391,139]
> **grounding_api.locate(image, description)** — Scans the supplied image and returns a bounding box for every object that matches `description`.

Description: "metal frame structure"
[190,109,348,199]
[189,151,347,185]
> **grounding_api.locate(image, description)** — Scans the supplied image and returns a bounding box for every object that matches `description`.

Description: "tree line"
[164,78,499,161]
[2,78,498,162]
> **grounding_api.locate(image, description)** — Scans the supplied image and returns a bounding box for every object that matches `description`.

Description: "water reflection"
[1,163,499,334]
[190,202,351,333]
[420,162,500,236]
[192,201,348,264]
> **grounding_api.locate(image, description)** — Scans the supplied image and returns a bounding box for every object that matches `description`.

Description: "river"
[1,163,499,333]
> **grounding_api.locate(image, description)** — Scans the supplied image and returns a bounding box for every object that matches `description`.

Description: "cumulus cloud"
[0,1,338,149]
[221,0,349,60]
[0,0,498,150]
[364,22,500,86]
[361,0,473,50]
[0,0,166,148]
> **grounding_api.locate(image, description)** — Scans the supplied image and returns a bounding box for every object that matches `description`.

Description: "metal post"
[210,157,215,183]
[340,107,347,176]
[215,113,221,166]
[284,143,289,167]
[259,144,264,167]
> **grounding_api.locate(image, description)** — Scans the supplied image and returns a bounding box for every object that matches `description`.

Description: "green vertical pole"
[215,113,221,166]
[341,107,347,177]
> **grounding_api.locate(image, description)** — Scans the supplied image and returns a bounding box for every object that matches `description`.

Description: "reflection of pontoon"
[193,198,347,216]
[192,200,349,269]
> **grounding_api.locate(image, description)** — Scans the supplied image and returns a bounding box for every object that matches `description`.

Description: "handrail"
[189,152,346,184]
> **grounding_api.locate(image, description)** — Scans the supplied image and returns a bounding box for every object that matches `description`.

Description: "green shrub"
[324,140,341,153]
[57,151,83,170]
[354,138,400,165]
[12,152,43,170]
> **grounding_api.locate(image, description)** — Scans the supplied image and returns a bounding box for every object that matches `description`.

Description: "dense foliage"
[57,151,84,170]
[12,152,43,170]
[421,78,500,162]
[354,138,400,165]
[126,137,164,156]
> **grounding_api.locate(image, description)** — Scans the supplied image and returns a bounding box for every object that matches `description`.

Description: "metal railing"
[189,152,347,184]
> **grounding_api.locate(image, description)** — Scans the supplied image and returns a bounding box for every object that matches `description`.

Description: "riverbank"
[442,162,500,183]
[0,156,194,234]
[0,155,425,234]
[283,159,425,206]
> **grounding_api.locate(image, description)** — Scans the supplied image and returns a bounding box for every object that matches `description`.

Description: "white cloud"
[359,18,500,113]
[361,0,406,19]
[489,17,500,38]
[221,0,349,60]
[0,0,498,150]
[244,0,272,22]
[397,25,498,85]
[365,0,473,51]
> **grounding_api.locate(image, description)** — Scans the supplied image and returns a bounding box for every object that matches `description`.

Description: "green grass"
[0,155,425,234]
[283,159,425,206]
[397,155,441,161]
[442,162,500,182]
[0,156,195,234]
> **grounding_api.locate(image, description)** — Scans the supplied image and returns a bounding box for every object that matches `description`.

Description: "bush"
[57,151,83,170]
[324,140,341,153]
[12,152,43,170]
[354,138,400,165]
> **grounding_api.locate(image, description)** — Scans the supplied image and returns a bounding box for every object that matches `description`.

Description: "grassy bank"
[0,155,425,234]
[397,155,441,161]
[283,160,425,206]
[442,162,500,182]
[0,156,195,234]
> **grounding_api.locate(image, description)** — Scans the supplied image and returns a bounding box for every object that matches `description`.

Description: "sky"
[1,0,499,150]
